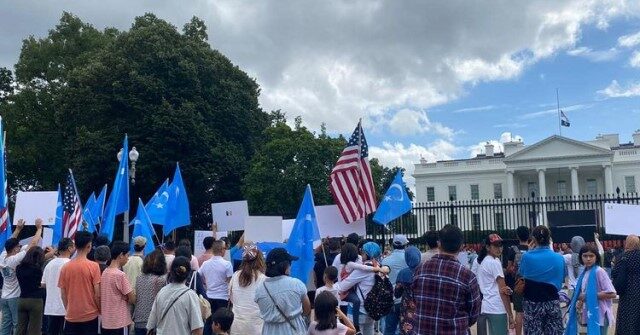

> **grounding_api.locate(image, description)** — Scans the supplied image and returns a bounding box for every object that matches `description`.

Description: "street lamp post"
[117,146,139,242]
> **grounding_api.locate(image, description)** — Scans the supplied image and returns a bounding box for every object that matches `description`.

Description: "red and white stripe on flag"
[62,172,82,239]
[329,122,376,223]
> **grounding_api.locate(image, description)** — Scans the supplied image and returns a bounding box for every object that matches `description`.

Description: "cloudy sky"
[2,1,640,189]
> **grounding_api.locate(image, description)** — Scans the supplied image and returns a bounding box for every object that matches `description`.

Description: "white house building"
[414,131,640,203]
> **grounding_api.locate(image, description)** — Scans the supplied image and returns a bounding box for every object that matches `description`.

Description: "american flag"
[62,170,83,239]
[329,121,376,223]
[0,133,9,235]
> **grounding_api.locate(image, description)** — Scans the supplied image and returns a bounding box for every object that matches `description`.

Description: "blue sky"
[1,1,640,190]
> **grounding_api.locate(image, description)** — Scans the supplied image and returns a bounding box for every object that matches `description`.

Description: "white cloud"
[521,104,591,119]
[468,132,524,157]
[369,140,460,193]
[629,51,640,67]
[618,31,640,47]
[566,46,619,62]
[597,80,640,98]
[452,105,497,113]
[370,109,454,138]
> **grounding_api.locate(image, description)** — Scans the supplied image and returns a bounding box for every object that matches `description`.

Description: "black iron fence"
[369,188,639,246]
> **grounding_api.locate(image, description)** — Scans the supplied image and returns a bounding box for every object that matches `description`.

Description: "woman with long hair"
[228,243,266,334]
[15,246,45,335]
[147,256,204,335]
[133,250,167,335]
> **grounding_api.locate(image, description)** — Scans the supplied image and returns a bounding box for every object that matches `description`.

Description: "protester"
[336,243,375,331]
[506,225,529,335]
[100,241,135,334]
[94,245,110,274]
[162,240,176,271]
[58,231,101,335]
[211,307,234,335]
[335,241,388,335]
[612,234,640,335]
[87,235,110,262]
[198,240,233,335]
[133,250,167,335]
[198,236,215,266]
[228,243,266,335]
[381,234,409,335]
[313,237,341,297]
[0,219,43,335]
[15,246,46,335]
[176,246,207,297]
[518,225,564,335]
[331,234,361,315]
[565,244,616,335]
[146,256,204,335]
[308,291,356,335]
[254,247,311,335]
[393,246,420,335]
[565,236,586,291]
[315,266,339,301]
[41,238,74,335]
[412,224,481,335]
[420,231,438,264]
[123,236,146,293]
[476,233,514,335]
[179,239,201,271]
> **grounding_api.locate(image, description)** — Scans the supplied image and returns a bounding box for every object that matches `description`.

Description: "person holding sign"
[0,218,43,335]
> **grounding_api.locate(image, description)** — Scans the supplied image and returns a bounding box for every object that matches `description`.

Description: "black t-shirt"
[523,279,559,302]
[16,264,44,299]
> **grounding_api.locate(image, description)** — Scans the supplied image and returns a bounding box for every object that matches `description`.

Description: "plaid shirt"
[412,253,481,335]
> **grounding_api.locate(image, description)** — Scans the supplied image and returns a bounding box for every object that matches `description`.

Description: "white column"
[604,164,613,195]
[570,166,580,196]
[537,168,547,198]
[506,170,515,199]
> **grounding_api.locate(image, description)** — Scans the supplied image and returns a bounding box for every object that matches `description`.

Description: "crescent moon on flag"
[390,184,404,201]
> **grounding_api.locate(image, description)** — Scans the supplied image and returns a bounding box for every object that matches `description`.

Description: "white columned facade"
[604,164,614,195]
[537,168,547,198]
[570,166,580,196]
[506,170,515,199]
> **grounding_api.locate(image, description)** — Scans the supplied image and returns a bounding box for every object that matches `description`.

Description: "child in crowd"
[212,308,234,335]
[316,266,339,301]
[308,291,356,335]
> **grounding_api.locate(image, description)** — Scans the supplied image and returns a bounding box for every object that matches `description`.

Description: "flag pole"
[556,88,561,136]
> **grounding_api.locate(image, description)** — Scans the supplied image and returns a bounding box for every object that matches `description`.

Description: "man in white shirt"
[0,218,43,335]
[41,237,75,335]
[198,240,232,335]
[123,236,146,293]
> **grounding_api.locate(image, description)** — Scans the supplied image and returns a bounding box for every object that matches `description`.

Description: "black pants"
[47,315,65,335]
[101,327,128,335]
[63,317,99,335]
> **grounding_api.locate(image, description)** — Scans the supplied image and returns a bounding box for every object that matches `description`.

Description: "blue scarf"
[565,266,601,335]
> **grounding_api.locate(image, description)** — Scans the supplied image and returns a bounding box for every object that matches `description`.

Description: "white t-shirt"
[0,248,27,299]
[198,256,233,300]
[315,285,339,302]
[564,254,577,289]
[477,255,506,314]
[41,257,71,316]
[164,254,175,272]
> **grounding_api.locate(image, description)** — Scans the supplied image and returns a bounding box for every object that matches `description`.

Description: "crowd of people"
[0,218,639,335]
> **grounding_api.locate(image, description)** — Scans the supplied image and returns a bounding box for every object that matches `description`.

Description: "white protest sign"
[193,230,228,258]
[245,216,282,242]
[604,202,640,235]
[282,219,295,241]
[212,201,249,231]
[13,191,59,226]
[19,227,54,248]
[315,205,366,238]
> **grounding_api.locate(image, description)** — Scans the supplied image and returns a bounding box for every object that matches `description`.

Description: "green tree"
[1,13,269,233]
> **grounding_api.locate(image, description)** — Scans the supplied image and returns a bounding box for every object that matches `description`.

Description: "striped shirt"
[100,267,133,329]
[412,253,481,335]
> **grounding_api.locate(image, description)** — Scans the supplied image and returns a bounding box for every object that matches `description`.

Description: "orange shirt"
[100,267,133,329]
[58,258,101,322]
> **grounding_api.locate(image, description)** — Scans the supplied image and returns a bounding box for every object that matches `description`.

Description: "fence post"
[529,191,537,229]
[616,187,621,204]
[449,196,455,226]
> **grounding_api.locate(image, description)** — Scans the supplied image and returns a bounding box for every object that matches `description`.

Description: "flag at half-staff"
[62,170,83,239]
[560,110,570,127]
[329,121,376,223]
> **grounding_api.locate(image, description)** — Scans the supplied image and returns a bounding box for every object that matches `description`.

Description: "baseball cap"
[487,233,503,245]
[265,247,299,266]
[133,236,147,247]
[4,238,20,253]
[393,234,409,246]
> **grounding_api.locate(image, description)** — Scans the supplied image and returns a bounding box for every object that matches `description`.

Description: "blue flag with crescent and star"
[286,185,320,284]
[162,163,190,236]
[101,135,130,241]
[145,179,169,225]
[373,170,412,225]
[130,198,157,256]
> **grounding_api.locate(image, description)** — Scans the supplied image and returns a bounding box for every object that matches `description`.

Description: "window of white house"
[472,213,481,230]
[625,176,636,193]
[586,179,597,195]
[557,180,567,196]
[471,184,479,200]
[448,186,457,201]
[495,213,504,230]
[527,182,539,197]
[428,215,436,231]
[426,187,435,202]
[493,183,503,199]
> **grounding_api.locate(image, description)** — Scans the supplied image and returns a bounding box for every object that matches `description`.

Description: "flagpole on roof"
[556,88,561,137]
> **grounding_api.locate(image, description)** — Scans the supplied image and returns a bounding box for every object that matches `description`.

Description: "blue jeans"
[0,298,18,335]
[383,303,401,335]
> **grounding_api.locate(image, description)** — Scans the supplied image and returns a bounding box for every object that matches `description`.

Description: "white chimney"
[485,142,494,157]
[504,140,524,156]
[634,130,640,146]
[420,156,427,165]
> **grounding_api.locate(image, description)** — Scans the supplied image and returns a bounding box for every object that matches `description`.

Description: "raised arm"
[11,219,25,239]
[28,219,44,249]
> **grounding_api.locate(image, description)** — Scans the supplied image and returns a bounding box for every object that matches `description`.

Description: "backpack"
[358,272,394,321]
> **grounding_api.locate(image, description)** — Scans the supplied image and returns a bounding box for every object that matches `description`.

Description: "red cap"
[488,233,503,245]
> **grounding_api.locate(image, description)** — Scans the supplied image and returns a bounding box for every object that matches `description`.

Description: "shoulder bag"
[189,271,212,321]
[147,288,190,335]
[263,282,297,331]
